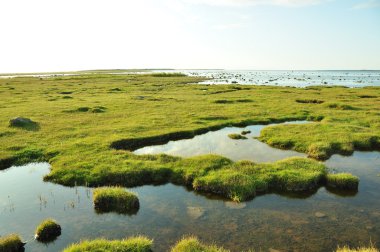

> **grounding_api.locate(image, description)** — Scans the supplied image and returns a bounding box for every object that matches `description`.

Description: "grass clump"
[326,103,356,110]
[326,173,359,190]
[63,236,153,252]
[35,218,61,242]
[93,187,139,214]
[171,236,229,252]
[228,133,247,140]
[0,234,25,252]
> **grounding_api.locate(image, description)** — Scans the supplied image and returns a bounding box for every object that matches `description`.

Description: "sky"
[0,0,379,73]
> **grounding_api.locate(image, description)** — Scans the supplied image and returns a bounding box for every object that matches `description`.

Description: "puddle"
[1,151,380,251]
[134,121,307,163]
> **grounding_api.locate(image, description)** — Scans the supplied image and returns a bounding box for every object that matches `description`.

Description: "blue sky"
[0,0,379,72]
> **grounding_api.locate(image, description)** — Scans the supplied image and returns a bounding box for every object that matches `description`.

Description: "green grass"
[227,133,247,140]
[35,218,61,242]
[0,74,377,199]
[171,237,229,252]
[63,236,153,252]
[93,187,139,214]
[0,234,24,252]
[336,244,379,252]
[326,173,359,190]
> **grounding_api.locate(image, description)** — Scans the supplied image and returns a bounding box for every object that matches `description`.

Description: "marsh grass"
[0,73,378,200]
[93,187,139,214]
[0,234,25,252]
[171,237,229,252]
[35,219,61,242]
[227,133,247,140]
[151,72,186,77]
[63,236,153,252]
[326,173,359,190]
[337,244,379,252]
[296,99,324,104]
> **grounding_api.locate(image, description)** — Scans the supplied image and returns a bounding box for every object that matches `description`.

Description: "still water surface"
[1,125,380,251]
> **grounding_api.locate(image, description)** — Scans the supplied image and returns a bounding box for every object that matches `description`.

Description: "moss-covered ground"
[1,73,379,200]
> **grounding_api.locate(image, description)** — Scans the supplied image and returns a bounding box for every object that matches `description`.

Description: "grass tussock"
[228,133,247,140]
[63,236,153,252]
[35,218,61,242]
[0,234,25,252]
[326,173,359,190]
[171,237,229,252]
[93,187,139,214]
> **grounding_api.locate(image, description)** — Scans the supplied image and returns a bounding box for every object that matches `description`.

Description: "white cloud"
[182,0,324,7]
[352,0,380,9]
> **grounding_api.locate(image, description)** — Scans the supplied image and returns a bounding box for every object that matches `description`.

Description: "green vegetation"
[0,234,24,252]
[326,173,359,190]
[63,236,153,252]
[227,133,247,140]
[1,74,377,200]
[336,245,379,252]
[93,187,139,214]
[171,237,228,252]
[151,72,187,77]
[35,218,61,242]
[241,130,251,135]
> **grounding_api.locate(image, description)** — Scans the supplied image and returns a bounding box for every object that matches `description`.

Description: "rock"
[315,212,327,218]
[187,206,205,219]
[9,117,39,130]
[225,201,246,209]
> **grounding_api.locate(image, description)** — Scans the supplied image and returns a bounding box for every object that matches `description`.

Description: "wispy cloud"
[352,0,380,9]
[182,0,325,7]
[212,23,244,30]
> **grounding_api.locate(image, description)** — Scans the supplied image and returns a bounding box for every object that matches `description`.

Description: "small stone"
[187,206,205,219]
[315,212,327,218]
[225,201,246,209]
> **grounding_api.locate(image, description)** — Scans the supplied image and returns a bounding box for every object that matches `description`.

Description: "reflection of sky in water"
[134,121,307,163]
[153,70,380,87]
[0,151,380,252]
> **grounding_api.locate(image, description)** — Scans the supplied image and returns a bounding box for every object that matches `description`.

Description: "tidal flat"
[0,73,380,251]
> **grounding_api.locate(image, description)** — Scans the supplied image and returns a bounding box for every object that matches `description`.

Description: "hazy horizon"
[1,0,379,73]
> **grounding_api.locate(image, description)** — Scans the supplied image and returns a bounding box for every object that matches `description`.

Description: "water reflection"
[0,151,379,251]
[134,121,308,163]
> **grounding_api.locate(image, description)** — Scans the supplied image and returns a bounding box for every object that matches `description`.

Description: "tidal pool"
[134,121,307,163]
[1,150,380,252]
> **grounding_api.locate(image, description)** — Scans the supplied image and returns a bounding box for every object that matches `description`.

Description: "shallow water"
[134,121,307,162]
[155,70,380,87]
[1,150,380,251]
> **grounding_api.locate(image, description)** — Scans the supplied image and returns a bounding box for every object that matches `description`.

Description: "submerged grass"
[63,236,153,252]
[93,187,139,214]
[0,234,24,252]
[0,73,378,199]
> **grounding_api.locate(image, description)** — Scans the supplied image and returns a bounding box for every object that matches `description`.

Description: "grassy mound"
[227,133,247,140]
[35,218,61,242]
[63,236,153,252]
[171,237,228,252]
[0,234,25,252]
[93,187,139,214]
[326,173,359,190]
